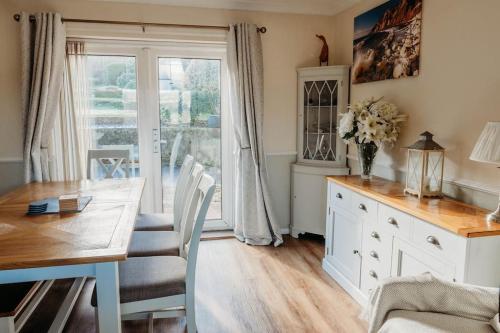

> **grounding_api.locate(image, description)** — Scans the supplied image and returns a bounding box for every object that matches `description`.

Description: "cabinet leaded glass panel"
[302,80,338,162]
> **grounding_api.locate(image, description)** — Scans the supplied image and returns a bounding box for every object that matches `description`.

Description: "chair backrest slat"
[87,149,130,179]
[184,174,216,293]
[177,163,204,239]
[173,155,195,230]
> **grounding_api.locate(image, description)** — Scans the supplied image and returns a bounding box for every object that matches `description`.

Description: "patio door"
[85,41,233,230]
[149,46,232,230]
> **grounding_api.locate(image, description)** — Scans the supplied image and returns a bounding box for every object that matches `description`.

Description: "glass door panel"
[303,80,338,162]
[157,58,222,220]
[86,55,139,178]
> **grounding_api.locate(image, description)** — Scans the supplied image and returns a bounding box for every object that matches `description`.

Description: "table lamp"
[470,121,500,223]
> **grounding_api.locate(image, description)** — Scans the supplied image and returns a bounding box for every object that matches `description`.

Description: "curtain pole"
[12,13,267,33]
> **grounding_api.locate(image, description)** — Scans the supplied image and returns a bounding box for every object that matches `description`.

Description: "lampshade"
[470,122,500,165]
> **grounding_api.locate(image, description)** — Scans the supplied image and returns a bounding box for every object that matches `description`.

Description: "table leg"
[95,262,122,333]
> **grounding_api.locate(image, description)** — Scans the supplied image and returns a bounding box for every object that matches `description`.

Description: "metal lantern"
[404,131,444,199]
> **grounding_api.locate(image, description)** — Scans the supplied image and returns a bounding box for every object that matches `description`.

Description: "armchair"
[364,273,499,333]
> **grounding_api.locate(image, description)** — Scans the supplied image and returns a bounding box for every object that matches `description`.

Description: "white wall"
[331,0,500,199]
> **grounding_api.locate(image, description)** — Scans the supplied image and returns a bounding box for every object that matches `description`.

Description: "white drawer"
[360,260,389,297]
[330,183,351,211]
[351,192,377,223]
[413,218,467,264]
[378,204,412,240]
[362,247,391,275]
[363,227,392,265]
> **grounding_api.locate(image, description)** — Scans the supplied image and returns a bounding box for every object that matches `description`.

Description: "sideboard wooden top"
[327,176,499,238]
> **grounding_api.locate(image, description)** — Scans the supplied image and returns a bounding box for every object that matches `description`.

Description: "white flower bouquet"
[339,97,406,147]
[338,97,407,179]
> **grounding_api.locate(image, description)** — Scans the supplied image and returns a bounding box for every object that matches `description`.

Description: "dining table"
[0,177,145,333]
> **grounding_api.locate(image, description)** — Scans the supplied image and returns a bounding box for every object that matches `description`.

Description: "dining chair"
[127,163,204,258]
[91,173,216,333]
[134,154,195,232]
[87,149,130,179]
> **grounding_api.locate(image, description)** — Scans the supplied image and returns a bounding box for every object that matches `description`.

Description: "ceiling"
[93,0,364,16]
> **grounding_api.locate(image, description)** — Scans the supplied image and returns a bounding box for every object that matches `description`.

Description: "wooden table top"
[0,178,145,270]
[327,176,500,238]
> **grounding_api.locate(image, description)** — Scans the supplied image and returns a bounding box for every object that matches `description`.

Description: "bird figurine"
[316,34,329,66]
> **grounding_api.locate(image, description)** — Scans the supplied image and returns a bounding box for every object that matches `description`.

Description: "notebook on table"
[27,196,92,215]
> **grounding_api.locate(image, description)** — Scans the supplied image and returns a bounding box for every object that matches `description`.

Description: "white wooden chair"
[100,144,137,177]
[87,149,130,179]
[91,173,216,333]
[128,163,204,258]
[134,155,195,232]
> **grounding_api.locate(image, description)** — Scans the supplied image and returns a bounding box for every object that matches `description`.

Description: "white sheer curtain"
[227,23,283,246]
[52,41,91,181]
[20,12,65,182]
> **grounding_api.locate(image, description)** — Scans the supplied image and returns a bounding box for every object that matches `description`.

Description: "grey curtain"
[20,12,66,183]
[227,23,283,246]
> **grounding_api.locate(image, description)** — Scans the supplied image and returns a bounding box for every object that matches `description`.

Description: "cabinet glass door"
[302,80,339,162]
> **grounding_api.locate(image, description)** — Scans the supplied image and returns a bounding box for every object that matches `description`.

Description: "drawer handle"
[336,193,343,199]
[370,231,380,239]
[387,217,398,226]
[358,203,367,211]
[426,235,440,246]
[369,251,378,259]
[369,270,378,279]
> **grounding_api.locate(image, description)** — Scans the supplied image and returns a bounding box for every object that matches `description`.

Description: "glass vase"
[357,142,378,181]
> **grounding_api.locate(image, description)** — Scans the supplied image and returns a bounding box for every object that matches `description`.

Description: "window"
[86,55,139,178]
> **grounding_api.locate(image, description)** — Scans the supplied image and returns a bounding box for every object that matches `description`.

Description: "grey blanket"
[363,273,499,333]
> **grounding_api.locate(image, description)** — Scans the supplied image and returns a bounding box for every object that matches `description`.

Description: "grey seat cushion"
[128,231,180,257]
[379,310,495,333]
[91,256,187,307]
[135,213,174,232]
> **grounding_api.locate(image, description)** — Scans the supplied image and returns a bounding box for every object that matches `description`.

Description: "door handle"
[152,128,160,153]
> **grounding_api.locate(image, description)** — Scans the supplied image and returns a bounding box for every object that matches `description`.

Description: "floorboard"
[20,235,367,333]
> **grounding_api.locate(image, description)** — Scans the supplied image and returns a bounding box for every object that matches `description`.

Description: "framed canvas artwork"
[352,0,422,84]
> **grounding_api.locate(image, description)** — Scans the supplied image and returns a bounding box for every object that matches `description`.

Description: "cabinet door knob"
[426,235,440,246]
[370,231,379,239]
[358,203,367,211]
[369,251,378,259]
[336,193,343,199]
[369,270,378,279]
[353,249,359,255]
[387,217,398,226]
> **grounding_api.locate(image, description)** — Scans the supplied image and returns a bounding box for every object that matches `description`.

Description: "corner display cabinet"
[291,66,350,238]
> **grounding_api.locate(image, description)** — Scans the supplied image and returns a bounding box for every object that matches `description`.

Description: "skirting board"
[280,227,290,235]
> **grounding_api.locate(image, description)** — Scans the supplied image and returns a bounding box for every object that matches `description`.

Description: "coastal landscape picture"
[352,0,422,84]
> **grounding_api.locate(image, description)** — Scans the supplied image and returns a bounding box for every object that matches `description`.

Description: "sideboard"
[323,175,500,305]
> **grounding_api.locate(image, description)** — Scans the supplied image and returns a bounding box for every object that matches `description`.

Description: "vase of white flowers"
[338,97,406,180]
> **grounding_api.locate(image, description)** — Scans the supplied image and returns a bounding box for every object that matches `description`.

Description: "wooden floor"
[21,235,367,333]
